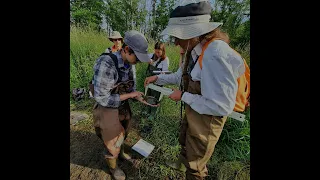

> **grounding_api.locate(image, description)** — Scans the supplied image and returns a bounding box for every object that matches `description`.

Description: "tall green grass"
[70,26,250,179]
[70,26,112,95]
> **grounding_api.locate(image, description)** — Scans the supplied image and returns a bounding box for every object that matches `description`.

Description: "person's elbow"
[219,93,237,116]
[205,98,235,116]
[217,103,234,116]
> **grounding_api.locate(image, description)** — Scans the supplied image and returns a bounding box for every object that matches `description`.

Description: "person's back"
[206,40,243,78]
[188,39,244,87]
[201,39,249,113]
[182,38,245,116]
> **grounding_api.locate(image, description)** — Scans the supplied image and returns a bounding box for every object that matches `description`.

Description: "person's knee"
[104,147,121,159]
[105,140,122,158]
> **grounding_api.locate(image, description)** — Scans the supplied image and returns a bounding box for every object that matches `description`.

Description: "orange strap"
[198,38,249,70]
[111,45,119,52]
[198,38,223,69]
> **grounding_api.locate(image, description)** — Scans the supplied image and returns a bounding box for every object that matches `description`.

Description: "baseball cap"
[124,30,150,63]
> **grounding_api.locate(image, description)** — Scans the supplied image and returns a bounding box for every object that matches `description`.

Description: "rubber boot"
[119,146,131,160]
[166,158,186,172]
[106,158,126,180]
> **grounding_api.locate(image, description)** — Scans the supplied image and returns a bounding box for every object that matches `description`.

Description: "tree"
[150,0,175,41]
[104,0,147,35]
[69,0,250,47]
[70,0,106,29]
[211,0,250,47]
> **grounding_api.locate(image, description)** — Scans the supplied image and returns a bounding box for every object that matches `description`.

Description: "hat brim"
[160,22,223,40]
[134,51,151,63]
[109,37,123,40]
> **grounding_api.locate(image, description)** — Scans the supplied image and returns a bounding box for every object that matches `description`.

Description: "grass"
[70,26,250,180]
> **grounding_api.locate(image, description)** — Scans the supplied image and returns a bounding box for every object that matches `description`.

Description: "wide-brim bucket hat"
[161,0,223,40]
[109,31,123,41]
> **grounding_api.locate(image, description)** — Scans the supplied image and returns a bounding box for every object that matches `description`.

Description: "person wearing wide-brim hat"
[105,31,124,53]
[144,0,246,179]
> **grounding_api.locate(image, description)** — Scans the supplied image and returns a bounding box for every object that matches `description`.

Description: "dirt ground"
[70,114,158,180]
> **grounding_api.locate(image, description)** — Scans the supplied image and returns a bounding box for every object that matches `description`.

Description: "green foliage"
[150,0,175,41]
[104,0,148,35]
[70,0,250,47]
[216,161,250,180]
[70,26,112,96]
[211,0,250,48]
[70,0,106,29]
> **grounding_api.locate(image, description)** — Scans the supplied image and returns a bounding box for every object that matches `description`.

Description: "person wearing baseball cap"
[91,30,150,180]
[144,0,247,179]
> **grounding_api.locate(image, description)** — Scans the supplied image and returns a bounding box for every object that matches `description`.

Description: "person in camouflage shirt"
[92,30,151,180]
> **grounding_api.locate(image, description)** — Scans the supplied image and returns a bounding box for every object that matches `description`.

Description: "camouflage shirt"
[93,51,134,108]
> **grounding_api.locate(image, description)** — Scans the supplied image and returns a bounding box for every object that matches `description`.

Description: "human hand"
[144,75,158,87]
[130,91,144,99]
[168,89,183,102]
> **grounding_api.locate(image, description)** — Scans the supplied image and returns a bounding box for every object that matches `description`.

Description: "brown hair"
[154,42,167,60]
[199,26,230,44]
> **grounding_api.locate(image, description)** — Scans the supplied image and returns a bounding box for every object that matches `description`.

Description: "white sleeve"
[155,66,182,86]
[161,57,169,71]
[167,57,170,67]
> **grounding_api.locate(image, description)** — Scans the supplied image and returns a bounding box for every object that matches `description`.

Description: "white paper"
[152,70,172,74]
[132,139,155,157]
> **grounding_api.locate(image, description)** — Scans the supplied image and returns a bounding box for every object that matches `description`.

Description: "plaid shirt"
[93,51,134,108]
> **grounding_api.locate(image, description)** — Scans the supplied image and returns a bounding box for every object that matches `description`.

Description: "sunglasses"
[112,38,122,41]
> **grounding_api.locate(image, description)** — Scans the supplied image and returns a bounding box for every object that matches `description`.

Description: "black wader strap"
[180,72,184,121]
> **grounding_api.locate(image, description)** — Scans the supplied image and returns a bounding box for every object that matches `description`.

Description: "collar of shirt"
[149,53,159,60]
[148,53,161,64]
[191,42,203,61]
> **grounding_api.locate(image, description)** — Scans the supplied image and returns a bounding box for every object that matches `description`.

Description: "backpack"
[89,52,120,97]
[105,47,113,53]
[72,88,86,101]
[198,38,250,112]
